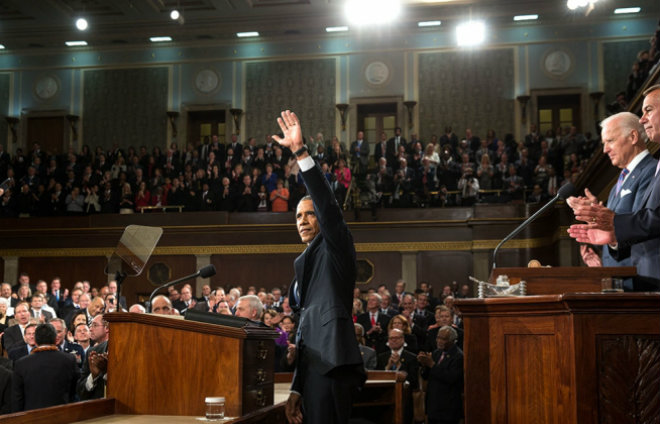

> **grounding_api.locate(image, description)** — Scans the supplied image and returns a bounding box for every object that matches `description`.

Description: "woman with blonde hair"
[387,314,419,353]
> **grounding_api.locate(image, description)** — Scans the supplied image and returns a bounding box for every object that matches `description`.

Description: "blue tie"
[615,168,629,195]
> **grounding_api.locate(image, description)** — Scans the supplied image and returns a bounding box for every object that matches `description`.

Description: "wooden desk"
[455,293,660,424]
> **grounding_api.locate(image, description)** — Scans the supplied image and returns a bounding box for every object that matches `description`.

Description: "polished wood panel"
[105,313,277,417]
[456,293,660,424]
[0,398,115,424]
[490,266,637,294]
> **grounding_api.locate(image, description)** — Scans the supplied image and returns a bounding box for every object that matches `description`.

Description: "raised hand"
[272,111,303,152]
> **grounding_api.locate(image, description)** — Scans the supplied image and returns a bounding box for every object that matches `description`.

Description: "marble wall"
[603,39,651,103]
[0,74,9,146]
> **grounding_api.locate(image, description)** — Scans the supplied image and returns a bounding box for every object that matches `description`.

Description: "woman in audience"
[352,298,364,323]
[134,181,151,212]
[388,314,419,354]
[333,158,351,205]
[423,143,440,167]
[0,298,9,333]
[476,154,495,190]
[269,179,290,212]
[118,183,135,214]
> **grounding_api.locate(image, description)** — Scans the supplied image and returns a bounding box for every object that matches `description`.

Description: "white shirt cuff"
[85,373,96,391]
[298,155,315,172]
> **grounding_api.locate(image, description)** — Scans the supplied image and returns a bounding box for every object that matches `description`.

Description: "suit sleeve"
[614,205,660,248]
[10,366,23,412]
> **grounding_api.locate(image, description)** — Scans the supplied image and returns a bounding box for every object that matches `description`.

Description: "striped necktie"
[615,168,629,195]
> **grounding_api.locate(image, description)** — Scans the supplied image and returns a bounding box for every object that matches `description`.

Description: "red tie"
[370,314,376,326]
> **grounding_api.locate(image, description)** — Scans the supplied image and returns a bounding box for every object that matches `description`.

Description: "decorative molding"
[597,335,660,423]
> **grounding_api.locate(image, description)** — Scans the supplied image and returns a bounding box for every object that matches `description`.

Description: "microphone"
[147,265,216,312]
[491,183,574,270]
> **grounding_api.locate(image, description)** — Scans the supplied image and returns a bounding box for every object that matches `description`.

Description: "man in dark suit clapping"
[274,111,365,424]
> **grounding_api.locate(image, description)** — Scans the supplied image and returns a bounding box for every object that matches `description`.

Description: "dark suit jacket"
[12,349,80,412]
[0,365,11,414]
[356,312,390,353]
[359,345,377,370]
[603,154,656,271]
[613,161,660,290]
[77,340,108,400]
[376,349,419,389]
[8,344,29,362]
[2,324,26,351]
[30,309,53,321]
[288,161,365,394]
[422,344,464,422]
[350,139,370,167]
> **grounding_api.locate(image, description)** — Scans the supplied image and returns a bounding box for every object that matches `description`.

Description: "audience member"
[77,314,109,400]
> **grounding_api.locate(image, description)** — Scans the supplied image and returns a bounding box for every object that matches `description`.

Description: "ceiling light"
[65,40,88,47]
[237,32,259,38]
[418,21,441,27]
[170,10,180,20]
[345,0,401,26]
[0,45,5,50]
[614,7,641,14]
[75,18,88,31]
[456,21,485,47]
[513,14,538,21]
[150,36,172,42]
[326,26,349,32]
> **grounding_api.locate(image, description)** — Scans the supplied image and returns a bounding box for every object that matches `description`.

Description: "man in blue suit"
[274,110,365,424]
[569,84,660,291]
[569,112,656,290]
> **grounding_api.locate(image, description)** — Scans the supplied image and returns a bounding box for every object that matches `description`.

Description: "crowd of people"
[0,272,470,422]
[0,120,599,217]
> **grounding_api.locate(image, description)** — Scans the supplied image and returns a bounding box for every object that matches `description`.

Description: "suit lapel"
[293,235,322,306]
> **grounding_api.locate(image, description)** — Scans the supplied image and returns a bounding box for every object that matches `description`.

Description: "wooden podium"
[455,281,660,423]
[104,313,278,417]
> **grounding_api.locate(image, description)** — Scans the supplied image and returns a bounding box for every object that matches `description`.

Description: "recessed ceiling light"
[0,45,5,50]
[76,18,88,31]
[326,26,349,32]
[513,14,538,21]
[456,21,485,46]
[170,10,180,20]
[150,36,173,42]
[237,32,259,38]
[65,40,88,47]
[614,7,641,14]
[345,0,401,26]
[418,21,441,27]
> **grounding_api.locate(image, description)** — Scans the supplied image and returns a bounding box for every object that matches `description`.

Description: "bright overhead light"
[237,32,259,38]
[150,36,172,42]
[456,21,485,46]
[345,0,401,26]
[170,10,180,20]
[418,20,441,27]
[65,40,88,47]
[326,26,349,32]
[614,7,641,14]
[0,45,5,50]
[75,18,88,31]
[513,14,538,21]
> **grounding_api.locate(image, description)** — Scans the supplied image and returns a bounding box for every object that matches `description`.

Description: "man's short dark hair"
[34,323,57,345]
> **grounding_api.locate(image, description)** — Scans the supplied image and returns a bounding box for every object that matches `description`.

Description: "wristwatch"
[294,145,308,157]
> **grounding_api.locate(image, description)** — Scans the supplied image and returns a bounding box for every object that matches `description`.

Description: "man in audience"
[357,293,390,353]
[77,314,109,400]
[151,295,174,315]
[35,279,59,316]
[379,291,398,317]
[60,288,83,318]
[2,301,32,351]
[73,323,92,355]
[12,323,79,411]
[8,323,37,362]
[173,285,196,314]
[350,130,370,179]
[83,295,104,324]
[128,304,146,313]
[108,280,127,310]
[50,318,84,369]
[392,279,408,307]
[354,323,377,370]
[234,294,264,321]
[417,326,464,424]
[29,293,53,322]
[377,328,419,388]
[197,284,211,303]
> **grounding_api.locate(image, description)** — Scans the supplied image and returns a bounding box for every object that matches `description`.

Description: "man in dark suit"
[0,364,11,414]
[51,318,85,370]
[350,131,370,178]
[354,323,377,370]
[11,323,79,412]
[572,112,656,290]
[274,111,365,424]
[356,293,391,353]
[417,326,464,424]
[386,127,407,167]
[377,329,419,387]
[2,301,32,351]
[7,323,36,362]
[77,314,109,400]
[29,293,53,322]
[568,85,660,291]
[374,132,388,164]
